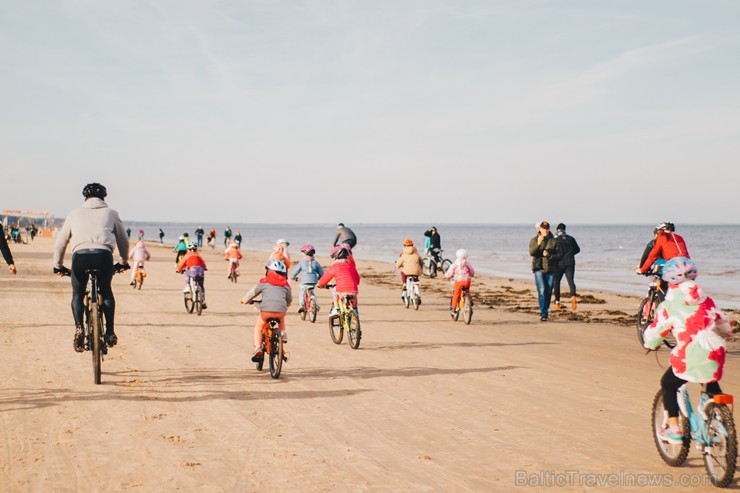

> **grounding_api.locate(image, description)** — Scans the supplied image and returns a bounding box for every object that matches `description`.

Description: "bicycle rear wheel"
[463,294,473,324]
[403,292,410,308]
[412,293,420,311]
[329,315,344,344]
[704,402,738,487]
[308,299,317,323]
[651,389,690,466]
[347,310,361,349]
[90,302,102,385]
[269,334,283,379]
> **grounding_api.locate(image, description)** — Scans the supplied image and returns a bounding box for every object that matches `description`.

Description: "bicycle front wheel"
[422,258,434,277]
[704,402,738,487]
[347,310,361,349]
[184,292,194,313]
[651,389,690,466]
[329,315,343,344]
[463,294,473,325]
[90,302,102,385]
[441,259,452,273]
[195,288,203,316]
[269,335,283,379]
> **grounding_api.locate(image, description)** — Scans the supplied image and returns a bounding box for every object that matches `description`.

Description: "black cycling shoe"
[105,332,118,347]
[73,326,84,353]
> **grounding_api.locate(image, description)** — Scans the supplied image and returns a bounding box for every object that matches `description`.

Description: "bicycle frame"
[303,284,317,306]
[678,385,733,445]
[405,276,420,298]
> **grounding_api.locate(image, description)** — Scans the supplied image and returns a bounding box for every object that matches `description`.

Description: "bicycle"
[228,260,239,283]
[325,285,361,349]
[245,300,286,379]
[402,275,421,310]
[60,262,128,384]
[298,283,319,323]
[451,285,473,324]
[651,383,737,487]
[183,275,204,316]
[636,267,675,349]
[132,262,146,290]
[422,249,452,278]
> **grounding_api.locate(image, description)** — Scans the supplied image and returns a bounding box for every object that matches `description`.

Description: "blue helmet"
[661,256,697,284]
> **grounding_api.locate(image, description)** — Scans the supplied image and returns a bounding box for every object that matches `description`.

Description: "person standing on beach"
[195,226,205,248]
[224,227,233,247]
[333,223,357,250]
[424,226,442,266]
[159,228,165,243]
[529,221,561,322]
[126,227,131,239]
[0,224,17,275]
[52,182,130,351]
[553,223,580,311]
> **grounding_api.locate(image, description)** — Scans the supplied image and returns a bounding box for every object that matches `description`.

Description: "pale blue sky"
[1,1,738,224]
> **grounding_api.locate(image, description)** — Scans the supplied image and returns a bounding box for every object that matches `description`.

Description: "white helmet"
[266,259,287,274]
[456,249,467,259]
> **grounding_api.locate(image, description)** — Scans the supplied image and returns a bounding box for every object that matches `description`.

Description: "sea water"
[128,222,740,309]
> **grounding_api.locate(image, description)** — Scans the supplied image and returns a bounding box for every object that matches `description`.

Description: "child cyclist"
[175,242,208,309]
[317,243,360,316]
[444,249,475,316]
[224,241,243,278]
[643,256,732,444]
[128,239,151,285]
[241,259,292,362]
[290,244,324,314]
[394,238,423,301]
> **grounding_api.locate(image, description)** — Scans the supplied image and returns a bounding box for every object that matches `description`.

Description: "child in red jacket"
[176,242,208,309]
[317,244,360,315]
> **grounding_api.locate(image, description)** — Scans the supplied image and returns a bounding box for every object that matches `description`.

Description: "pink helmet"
[330,243,350,259]
[300,244,315,254]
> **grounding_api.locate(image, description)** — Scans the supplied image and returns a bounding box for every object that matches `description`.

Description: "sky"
[1,0,738,225]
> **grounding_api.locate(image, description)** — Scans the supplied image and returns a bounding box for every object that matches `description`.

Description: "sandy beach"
[2,237,739,492]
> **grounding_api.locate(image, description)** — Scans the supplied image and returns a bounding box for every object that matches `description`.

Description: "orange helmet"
[403,238,413,247]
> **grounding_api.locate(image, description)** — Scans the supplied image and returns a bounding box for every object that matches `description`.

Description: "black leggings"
[71,249,115,332]
[661,367,722,417]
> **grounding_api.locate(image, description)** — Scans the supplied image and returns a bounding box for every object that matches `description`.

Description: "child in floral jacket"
[643,256,732,444]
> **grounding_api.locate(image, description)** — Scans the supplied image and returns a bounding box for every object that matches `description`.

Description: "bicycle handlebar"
[54,262,130,277]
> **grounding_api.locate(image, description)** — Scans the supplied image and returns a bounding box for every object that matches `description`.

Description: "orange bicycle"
[245,300,286,378]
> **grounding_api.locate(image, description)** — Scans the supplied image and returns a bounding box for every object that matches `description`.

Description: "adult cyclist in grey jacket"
[53,183,130,352]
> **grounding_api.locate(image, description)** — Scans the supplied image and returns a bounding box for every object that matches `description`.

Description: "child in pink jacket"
[444,249,475,314]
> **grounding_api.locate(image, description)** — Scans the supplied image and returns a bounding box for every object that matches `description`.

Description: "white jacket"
[53,198,129,267]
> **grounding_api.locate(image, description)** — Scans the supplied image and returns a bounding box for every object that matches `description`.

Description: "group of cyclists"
[632,221,733,446]
[46,185,732,452]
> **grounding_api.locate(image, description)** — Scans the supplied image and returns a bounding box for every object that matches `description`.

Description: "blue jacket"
[290,257,325,285]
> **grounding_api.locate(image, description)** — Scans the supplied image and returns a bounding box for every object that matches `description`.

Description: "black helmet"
[657,221,675,232]
[82,183,107,199]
